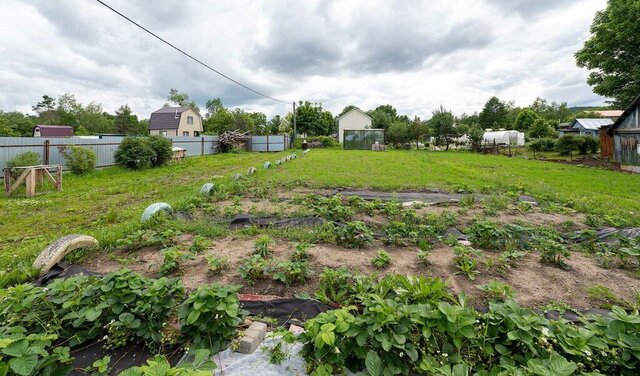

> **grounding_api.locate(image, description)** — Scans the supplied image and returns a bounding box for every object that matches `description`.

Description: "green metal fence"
[343,130,385,150]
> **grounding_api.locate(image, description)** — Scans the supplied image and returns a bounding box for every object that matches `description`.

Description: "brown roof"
[149,107,200,130]
[607,93,640,135]
[33,125,74,137]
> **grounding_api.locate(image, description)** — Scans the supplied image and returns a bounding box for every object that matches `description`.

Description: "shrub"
[529,138,556,156]
[147,135,173,166]
[372,250,391,269]
[178,283,245,352]
[114,137,155,169]
[60,145,96,174]
[335,221,374,249]
[577,135,599,154]
[6,152,40,179]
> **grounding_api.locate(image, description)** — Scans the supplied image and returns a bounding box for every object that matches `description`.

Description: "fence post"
[266,136,270,152]
[43,140,50,165]
[201,137,204,156]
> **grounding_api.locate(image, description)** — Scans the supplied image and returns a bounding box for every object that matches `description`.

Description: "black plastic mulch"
[228,214,325,228]
[241,298,333,326]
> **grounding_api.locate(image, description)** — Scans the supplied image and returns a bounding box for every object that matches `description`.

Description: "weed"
[477,280,515,302]
[417,242,432,266]
[314,267,352,306]
[459,194,476,208]
[263,330,297,365]
[483,194,510,212]
[587,285,630,310]
[372,250,391,269]
[205,255,230,275]
[189,235,210,254]
[254,235,274,258]
[158,247,190,276]
[453,245,481,280]
[483,255,510,276]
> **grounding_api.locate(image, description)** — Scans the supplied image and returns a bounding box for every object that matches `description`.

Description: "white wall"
[338,109,372,143]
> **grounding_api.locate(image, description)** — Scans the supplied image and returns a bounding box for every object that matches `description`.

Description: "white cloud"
[0,0,608,120]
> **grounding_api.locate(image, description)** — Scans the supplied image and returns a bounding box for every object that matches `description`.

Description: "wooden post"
[56,166,62,191]
[35,169,43,186]
[3,168,9,194]
[25,169,36,197]
[43,140,50,165]
[201,137,205,156]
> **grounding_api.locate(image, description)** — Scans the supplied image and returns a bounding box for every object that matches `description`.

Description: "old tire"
[263,161,271,169]
[200,183,216,196]
[33,235,99,275]
[232,173,242,181]
[303,149,310,155]
[248,167,257,175]
[141,202,174,223]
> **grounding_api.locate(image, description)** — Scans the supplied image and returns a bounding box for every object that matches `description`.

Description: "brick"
[237,322,267,354]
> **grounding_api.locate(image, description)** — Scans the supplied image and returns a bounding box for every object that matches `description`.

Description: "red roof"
[33,125,74,137]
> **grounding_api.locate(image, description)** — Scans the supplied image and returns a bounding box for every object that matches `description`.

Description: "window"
[159,130,167,136]
[183,131,189,137]
[187,116,194,125]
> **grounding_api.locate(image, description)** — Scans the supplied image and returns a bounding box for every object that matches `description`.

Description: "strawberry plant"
[335,221,374,249]
[273,260,311,286]
[478,280,516,302]
[290,242,312,261]
[238,254,271,285]
[0,328,73,376]
[532,238,571,270]
[372,250,391,269]
[205,255,230,275]
[178,283,245,352]
[453,245,481,280]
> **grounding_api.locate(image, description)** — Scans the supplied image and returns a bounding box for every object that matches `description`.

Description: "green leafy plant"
[253,235,274,258]
[273,260,311,286]
[532,238,571,270]
[205,255,230,275]
[453,245,480,280]
[372,250,391,269]
[587,285,631,309]
[335,221,374,249]
[478,280,516,302]
[0,329,73,376]
[238,255,270,285]
[313,267,353,306]
[119,350,216,375]
[159,247,192,277]
[6,152,40,179]
[178,284,245,352]
[189,235,210,254]
[60,145,96,175]
[290,242,312,261]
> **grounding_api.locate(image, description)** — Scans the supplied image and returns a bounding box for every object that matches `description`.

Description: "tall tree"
[294,101,334,136]
[478,96,510,130]
[407,116,428,149]
[266,115,282,135]
[527,119,557,139]
[205,98,224,117]
[530,97,572,123]
[165,88,200,113]
[514,109,541,131]
[114,105,141,134]
[32,95,58,124]
[386,121,411,147]
[368,105,397,130]
[576,0,640,107]
[429,106,459,151]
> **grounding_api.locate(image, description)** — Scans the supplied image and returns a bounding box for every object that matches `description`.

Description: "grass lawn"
[2,149,639,271]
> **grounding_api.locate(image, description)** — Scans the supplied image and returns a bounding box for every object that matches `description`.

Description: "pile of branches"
[219,130,250,152]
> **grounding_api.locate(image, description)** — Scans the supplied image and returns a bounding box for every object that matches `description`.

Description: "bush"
[528,138,556,154]
[6,152,40,179]
[293,136,338,149]
[60,145,96,174]
[147,135,173,166]
[114,137,155,169]
[577,135,599,154]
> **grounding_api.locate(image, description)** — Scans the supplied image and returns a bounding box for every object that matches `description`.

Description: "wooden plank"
[56,166,62,191]
[25,169,36,197]
[6,168,30,196]
[3,168,9,193]
[42,168,57,186]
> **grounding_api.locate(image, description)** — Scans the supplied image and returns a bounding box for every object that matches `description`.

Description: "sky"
[0,0,608,120]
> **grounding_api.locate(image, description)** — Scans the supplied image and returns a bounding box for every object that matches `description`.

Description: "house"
[32,125,74,137]
[602,94,640,172]
[337,108,374,144]
[569,118,613,137]
[148,107,202,137]
[557,123,578,137]
[594,110,623,122]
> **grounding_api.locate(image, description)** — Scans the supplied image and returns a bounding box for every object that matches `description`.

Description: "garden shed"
[482,130,524,146]
[343,129,385,150]
[569,118,613,137]
[337,108,372,144]
[604,94,640,172]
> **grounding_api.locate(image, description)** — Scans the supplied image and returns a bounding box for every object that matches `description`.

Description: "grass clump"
[253,235,274,258]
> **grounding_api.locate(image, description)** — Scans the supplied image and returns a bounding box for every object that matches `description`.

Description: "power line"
[94,0,292,105]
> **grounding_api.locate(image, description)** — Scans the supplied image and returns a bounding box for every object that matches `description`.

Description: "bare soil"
[79,189,637,309]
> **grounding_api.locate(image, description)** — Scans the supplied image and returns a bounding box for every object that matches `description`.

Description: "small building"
[557,123,578,137]
[594,110,623,122]
[483,130,525,146]
[337,108,373,144]
[148,107,202,137]
[569,118,613,137]
[603,94,640,172]
[32,125,74,137]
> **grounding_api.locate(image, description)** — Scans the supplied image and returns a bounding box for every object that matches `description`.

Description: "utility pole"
[292,101,297,142]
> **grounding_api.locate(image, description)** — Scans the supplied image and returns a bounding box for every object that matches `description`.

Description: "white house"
[337,108,372,143]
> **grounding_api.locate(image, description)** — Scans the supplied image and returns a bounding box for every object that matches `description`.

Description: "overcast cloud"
[0,0,607,119]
